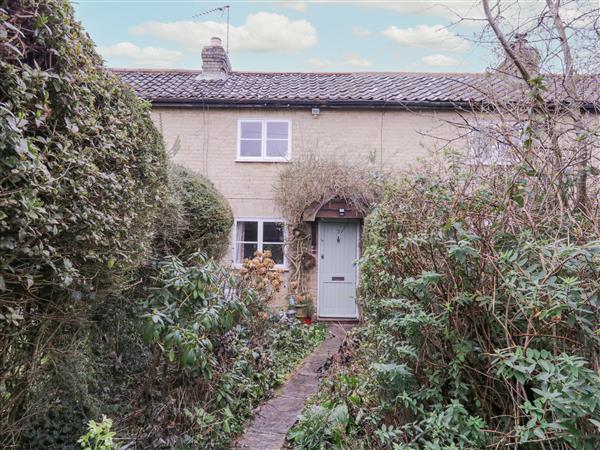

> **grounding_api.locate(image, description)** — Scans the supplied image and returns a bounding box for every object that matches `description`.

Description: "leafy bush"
[0,0,167,445]
[289,152,600,449]
[142,254,247,376]
[20,336,102,449]
[78,416,117,450]
[288,403,350,449]
[156,165,233,259]
[134,253,325,448]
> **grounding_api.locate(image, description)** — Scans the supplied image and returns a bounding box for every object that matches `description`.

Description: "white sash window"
[237,119,291,162]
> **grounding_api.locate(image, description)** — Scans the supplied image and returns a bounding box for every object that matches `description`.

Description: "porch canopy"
[302,197,364,222]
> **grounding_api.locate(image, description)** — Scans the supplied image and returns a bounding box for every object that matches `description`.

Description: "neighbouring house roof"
[113,69,600,111]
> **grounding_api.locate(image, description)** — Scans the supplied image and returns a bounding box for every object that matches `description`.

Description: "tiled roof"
[113,69,599,109]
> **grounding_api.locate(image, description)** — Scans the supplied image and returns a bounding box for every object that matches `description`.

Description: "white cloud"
[363,1,599,29]
[358,1,485,23]
[97,42,183,67]
[130,12,317,53]
[273,1,308,12]
[382,24,470,52]
[306,53,372,70]
[421,54,461,67]
[559,4,598,28]
[352,26,372,37]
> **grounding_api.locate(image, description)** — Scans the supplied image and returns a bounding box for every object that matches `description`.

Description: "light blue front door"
[318,220,359,318]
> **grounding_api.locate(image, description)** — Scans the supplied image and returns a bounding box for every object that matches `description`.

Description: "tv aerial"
[192,5,231,53]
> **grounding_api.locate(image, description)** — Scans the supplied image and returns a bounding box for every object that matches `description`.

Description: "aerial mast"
[192,5,231,52]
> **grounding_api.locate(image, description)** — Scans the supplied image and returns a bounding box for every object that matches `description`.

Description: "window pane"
[236,221,258,242]
[267,121,289,139]
[266,140,288,158]
[263,244,284,265]
[240,121,262,139]
[236,242,258,262]
[468,123,518,166]
[469,140,512,165]
[240,139,261,157]
[263,222,284,243]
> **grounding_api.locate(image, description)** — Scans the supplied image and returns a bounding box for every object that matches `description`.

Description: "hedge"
[0,0,167,445]
[157,165,233,259]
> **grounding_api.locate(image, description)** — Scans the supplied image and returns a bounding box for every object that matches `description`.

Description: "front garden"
[2,1,599,449]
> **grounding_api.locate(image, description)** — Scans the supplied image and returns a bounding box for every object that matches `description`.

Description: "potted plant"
[294,293,308,318]
[295,292,315,321]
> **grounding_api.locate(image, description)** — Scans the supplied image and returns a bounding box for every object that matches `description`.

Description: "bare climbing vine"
[274,155,384,308]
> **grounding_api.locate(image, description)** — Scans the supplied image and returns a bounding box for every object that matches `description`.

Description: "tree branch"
[482,0,532,82]
[546,0,574,80]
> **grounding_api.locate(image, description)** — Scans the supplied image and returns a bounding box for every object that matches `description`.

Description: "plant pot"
[295,304,308,318]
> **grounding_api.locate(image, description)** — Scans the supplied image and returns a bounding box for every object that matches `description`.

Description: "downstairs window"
[234,219,286,267]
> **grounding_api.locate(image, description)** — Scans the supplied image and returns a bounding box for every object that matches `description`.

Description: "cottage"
[115,36,597,320]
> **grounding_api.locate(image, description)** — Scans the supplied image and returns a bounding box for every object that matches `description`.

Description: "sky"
[73,1,528,73]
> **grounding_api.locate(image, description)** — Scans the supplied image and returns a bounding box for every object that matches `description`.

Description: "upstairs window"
[234,219,286,267]
[467,122,521,166]
[238,119,291,161]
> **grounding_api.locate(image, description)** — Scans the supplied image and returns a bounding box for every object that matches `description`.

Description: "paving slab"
[235,323,354,450]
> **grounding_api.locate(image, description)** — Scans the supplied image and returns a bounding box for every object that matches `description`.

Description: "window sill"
[467,160,514,166]
[235,158,291,163]
[233,263,289,272]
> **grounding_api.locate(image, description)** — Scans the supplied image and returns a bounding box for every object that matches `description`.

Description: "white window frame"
[233,218,288,269]
[467,121,520,166]
[236,119,292,162]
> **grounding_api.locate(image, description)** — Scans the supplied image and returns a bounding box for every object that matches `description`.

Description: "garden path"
[235,322,353,450]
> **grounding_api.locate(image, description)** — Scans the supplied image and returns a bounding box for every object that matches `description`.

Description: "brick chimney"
[498,33,541,76]
[199,37,231,80]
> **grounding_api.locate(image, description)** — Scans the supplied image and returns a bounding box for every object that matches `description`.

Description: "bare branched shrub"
[275,154,383,224]
[441,1,600,217]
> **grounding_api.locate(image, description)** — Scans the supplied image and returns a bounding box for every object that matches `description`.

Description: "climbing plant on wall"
[274,155,383,308]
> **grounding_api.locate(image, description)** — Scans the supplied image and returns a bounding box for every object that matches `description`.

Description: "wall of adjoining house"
[151,106,465,310]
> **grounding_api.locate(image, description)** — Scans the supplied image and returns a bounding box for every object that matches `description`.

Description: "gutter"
[148,98,477,111]
[147,98,599,112]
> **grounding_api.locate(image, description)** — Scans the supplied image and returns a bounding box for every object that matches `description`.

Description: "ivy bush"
[289,152,600,449]
[0,0,167,445]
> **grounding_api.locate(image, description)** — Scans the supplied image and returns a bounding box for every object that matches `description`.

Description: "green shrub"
[156,165,233,259]
[288,403,350,449]
[136,253,325,448]
[77,415,117,450]
[289,153,600,449]
[20,332,102,450]
[0,0,167,445]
